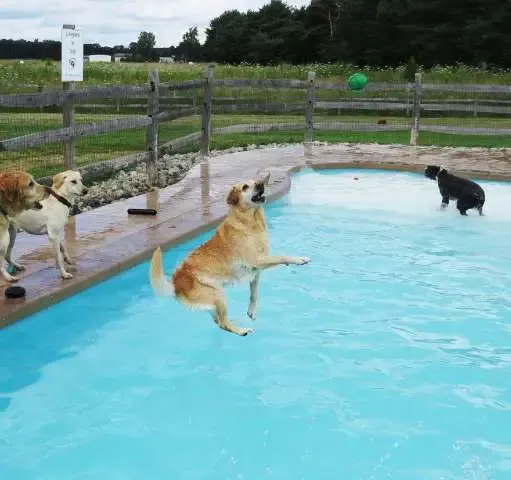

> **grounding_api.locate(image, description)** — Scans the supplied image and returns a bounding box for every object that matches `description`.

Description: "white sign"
[61,24,83,82]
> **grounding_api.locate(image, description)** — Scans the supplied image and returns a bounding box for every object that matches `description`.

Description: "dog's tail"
[149,247,175,296]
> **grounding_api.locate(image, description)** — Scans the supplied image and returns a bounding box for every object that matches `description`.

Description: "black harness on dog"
[49,189,73,209]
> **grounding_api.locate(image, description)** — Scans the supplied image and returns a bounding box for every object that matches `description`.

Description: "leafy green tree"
[129,31,156,61]
[204,10,250,63]
[175,27,203,62]
[204,1,306,64]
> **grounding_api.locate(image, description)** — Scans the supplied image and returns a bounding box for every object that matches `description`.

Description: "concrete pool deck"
[2,142,511,328]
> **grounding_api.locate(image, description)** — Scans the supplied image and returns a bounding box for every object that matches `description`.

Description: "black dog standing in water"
[424,165,485,216]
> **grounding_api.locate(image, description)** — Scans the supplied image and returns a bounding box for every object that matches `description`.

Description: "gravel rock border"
[76,143,305,213]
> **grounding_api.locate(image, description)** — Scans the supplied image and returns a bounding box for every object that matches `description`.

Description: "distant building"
[159,56,175,64]
[112,53,130,63]
[87,54,111,63]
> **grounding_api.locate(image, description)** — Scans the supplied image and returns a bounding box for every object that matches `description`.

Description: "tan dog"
[150,173,310,336]
[0,171,49,282]
[7,170,88,279]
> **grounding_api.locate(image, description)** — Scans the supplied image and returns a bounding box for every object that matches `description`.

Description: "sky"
[1,0,311,47]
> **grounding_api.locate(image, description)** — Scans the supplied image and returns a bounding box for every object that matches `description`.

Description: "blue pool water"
[1,168,511,479]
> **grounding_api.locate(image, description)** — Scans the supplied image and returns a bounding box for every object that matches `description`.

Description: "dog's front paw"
[61,271,73,280]
[293,256,310,265]
[239,327,254,336]
[247,306,256,320]
[3,273,18,283]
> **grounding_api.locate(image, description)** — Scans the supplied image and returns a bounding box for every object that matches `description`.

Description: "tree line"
[200,0,511,68]
[1,0,510,68]
[0,38,171,62]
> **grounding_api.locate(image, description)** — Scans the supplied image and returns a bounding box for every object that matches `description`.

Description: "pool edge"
[2,151,511,329]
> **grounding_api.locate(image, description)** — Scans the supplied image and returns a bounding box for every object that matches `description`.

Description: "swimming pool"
[1,168,511,479]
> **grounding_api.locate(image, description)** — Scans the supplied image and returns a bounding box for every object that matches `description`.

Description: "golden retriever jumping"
[150,173,310,336]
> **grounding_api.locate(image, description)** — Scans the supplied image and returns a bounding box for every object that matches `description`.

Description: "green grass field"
[2,60,511,88]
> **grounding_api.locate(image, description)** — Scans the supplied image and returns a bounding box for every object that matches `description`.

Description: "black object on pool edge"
[5,285,26,299]
[127,208,157,216]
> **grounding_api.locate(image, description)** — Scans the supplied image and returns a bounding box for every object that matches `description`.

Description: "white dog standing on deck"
[7,170,88,279]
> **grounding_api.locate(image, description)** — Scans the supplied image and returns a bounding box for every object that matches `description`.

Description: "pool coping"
[2,144,511,328]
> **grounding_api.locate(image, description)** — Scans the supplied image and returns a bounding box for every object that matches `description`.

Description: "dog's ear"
[0,173,23,205]
[52,173,66,189]
[227,186,240,206]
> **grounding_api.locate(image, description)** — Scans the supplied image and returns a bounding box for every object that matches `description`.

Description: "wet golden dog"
[0,171,49,282]
[150,173,310,336]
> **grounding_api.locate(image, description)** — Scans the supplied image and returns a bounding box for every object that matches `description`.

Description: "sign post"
[61,24,83,82]
[61,24,83,168]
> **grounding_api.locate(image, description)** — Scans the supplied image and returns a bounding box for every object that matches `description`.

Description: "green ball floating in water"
[347,72,368,91]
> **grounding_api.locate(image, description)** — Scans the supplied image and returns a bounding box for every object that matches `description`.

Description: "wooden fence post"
[38,84,44,114]
[304,71,316,157]
[405,84,411,116]
[201,64,215,157]
[146,69,160,186]
[409,72,422,146]
[62,82,76,168]
[200,161,210,218]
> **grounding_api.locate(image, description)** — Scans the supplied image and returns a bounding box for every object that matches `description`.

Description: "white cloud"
[0,0,311,47]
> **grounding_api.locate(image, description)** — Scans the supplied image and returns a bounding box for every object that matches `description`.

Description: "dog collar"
[49,189,73,209]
